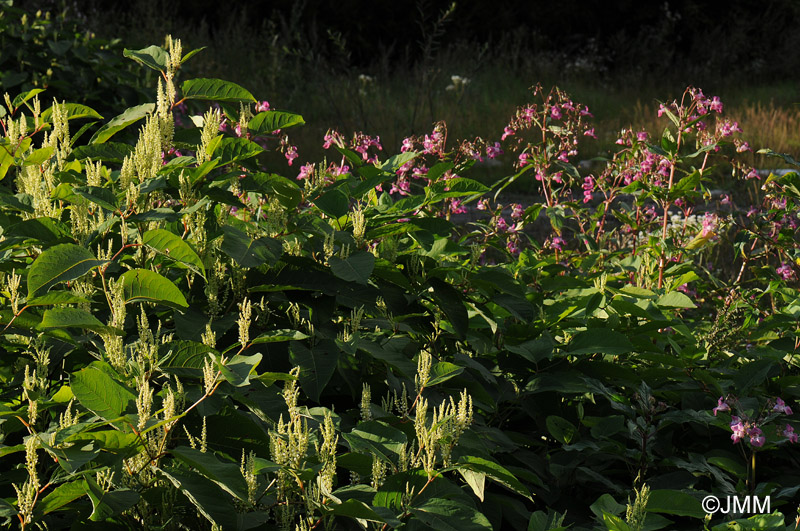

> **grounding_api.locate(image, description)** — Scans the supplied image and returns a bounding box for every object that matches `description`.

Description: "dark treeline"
[25,0,800,83]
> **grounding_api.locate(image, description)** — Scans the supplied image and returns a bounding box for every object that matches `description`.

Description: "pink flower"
[551,236,566,250]
[550,106,562,120]
[323,130,343,149]
[730,417,747,443]
[401,137,414,153]
[476,198,489,211]
[486,142,503,159]
[450,199,467,215]
[748,426,765,447]
[736,141,751,153]
[583,127,597,139]
[783,424,798,443]
[713,397,730,416]
[501,126,515,141]
[709,96,723,113]
[495,217,508,232]
[774,397,794,414]
[518,153,532,166]
[745,168,760,180]
[285,145,298,166]
[506,239,520,256]
[510,203,524,219]
[636,131,648,142]
[296,163,314,180]
[777,264,794,281]
[255,100,270,112]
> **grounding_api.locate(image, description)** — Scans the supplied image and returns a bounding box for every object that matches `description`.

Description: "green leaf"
[71,142,134,163]
[248,110,305,134]
[12,88,45,109]
[426,361,464,387]
[313,188,350,218]
[409,498,493,531]
[119,268,189,308]
[40,103,103,123]
[181,46,207,63]
[27,243,107,297]
[656,291,696,309]
[160,340,217,369]
[430,178,489,200]
[645,489,704,518]
[221,225,282,268]
[73,186,119,211]
[429,277,468,339]
[39,307,114,334]
[214,353,262,387]
[123,45,169,72]
[289,341,339,402]
[143,228,205,277]
[23,146,54,166]
[343,420,407,465]
[329,499,388,523]
[181,78,256,103]
[90,103,155,144]
[329,251,375,285]
[84,477,139,521]
[546,415,577,444]
[70,365,136,421]
[215,136,264,165]
[3,216,70,243]
[602,512,632,531]
[568,329,634,355]
[171,446,249,500]
[26,291,89,307]
[456,456,532,500]
[159,467,239,529]
[35,480,86,516]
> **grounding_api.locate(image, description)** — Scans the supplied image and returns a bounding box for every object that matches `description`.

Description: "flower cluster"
[713,396,797,447]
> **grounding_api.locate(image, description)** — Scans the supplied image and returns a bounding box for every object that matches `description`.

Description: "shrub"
[0,37,799,530]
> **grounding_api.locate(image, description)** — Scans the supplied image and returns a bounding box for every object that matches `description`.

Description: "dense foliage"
[1,35,800,530]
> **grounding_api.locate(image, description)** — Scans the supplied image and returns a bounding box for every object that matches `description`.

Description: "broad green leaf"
[329,499,388,523]
[409,498,493,531]
[67,430,140,454]
[546,415,577,444]
[313,188,350,218]
[250,329,309,344]
[159,467,239,529]
[119,268,189,309]
[645,489,704,518]
[70,365,135,421]
[35,480,86,516]
[171,446,249,500]
[221,225,282,268]
[247,110,305,135]
[329,251,375,285]
[123,45,169,72]
[23,146,54,166]
[568,329,634,355]
[215,136,264,165]
[70,142,134,163]
[39,308,113,334]
[429,178,489,200]
[426,361,464,387]
[459,469,486,501]
[0,498,16,518]
[3,216,70,243]
[181,46,207,63]
[181,78,256,103]
[143,228,205,276]
[90,103,155,144]
[456,455,532,500]
[289,340,339,402]
[429,277,468,339]
[40,103,103,123]
[27,243,107,297]
[73,186,119,211]
[160,340,217,369]
[656,291,696,309]
[213,353,262,387]
[602,512,632,531]
[84,477,140,521]
[343,420,407,465]
[12,88,45,109]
